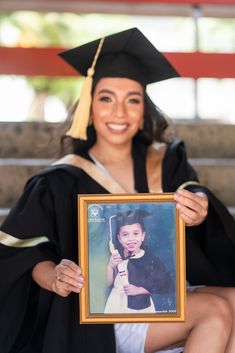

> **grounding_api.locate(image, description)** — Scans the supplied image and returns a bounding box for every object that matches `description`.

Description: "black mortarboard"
[59,28,179,140]
[59,27,179,86]
[114,209,152,230]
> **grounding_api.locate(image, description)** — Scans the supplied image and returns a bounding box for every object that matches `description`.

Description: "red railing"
[0,47,234,78]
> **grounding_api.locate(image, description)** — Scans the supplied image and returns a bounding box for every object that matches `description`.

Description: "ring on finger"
[56,274,61,281]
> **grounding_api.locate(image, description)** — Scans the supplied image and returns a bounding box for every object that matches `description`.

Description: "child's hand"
[123,284,150,296]
[109,250,123,269]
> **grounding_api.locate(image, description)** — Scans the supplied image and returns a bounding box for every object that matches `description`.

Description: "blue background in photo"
[88,202,176,314]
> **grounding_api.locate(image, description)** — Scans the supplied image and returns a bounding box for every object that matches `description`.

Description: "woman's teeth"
[107,123,128,131]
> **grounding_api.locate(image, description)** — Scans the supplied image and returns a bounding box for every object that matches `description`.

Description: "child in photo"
[105,209,175,313]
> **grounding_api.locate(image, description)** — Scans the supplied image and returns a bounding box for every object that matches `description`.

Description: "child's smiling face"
[117,223,145,255]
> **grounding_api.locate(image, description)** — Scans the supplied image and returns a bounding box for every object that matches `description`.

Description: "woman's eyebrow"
[97,89,143,96]
[127,91,143,97]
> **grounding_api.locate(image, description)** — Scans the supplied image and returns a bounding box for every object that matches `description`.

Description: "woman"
[0,28,235,353]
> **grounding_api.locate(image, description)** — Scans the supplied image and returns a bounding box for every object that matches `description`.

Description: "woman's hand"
[32,259,84,298]
[53,259,84,297]
[174,189,208,226]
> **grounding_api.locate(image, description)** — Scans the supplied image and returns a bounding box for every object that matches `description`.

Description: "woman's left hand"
[174,189,208,226]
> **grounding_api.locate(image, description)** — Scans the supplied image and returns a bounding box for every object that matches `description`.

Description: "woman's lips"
[106,123,128,133]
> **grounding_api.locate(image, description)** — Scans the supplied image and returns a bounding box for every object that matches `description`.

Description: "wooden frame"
[78,193,186,324]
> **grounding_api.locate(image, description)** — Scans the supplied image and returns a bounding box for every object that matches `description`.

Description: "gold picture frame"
[78,193,185,324]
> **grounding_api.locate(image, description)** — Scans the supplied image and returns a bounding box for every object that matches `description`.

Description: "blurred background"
[0,0,234,225]
[0,0,234,123]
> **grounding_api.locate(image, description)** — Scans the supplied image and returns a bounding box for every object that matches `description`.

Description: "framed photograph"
[78,193,185,324]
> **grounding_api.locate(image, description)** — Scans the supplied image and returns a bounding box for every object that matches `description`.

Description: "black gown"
[0,140,234,353]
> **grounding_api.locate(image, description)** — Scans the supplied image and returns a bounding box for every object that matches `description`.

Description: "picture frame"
[78,193,185,324]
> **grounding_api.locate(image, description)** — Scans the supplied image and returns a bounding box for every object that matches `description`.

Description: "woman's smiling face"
[117,223,145,255]
[91,77,144,147]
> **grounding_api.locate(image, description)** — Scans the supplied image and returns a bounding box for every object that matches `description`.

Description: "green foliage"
[27,76,83,107]
[0,11,130,110]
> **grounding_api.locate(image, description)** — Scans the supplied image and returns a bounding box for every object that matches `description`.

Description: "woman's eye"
[128,98,141,104]
[99,96,112,102]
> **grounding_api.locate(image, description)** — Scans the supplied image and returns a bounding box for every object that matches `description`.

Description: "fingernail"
[177,189,185,194]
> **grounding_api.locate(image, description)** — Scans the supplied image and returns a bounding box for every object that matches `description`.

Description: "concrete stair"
[0,121,235,225]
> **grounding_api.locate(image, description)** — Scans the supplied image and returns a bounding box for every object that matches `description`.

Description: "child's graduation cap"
[59,27,179,140]
[108,209,152,253]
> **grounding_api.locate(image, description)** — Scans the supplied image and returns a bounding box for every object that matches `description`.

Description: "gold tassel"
[66,38,105,140]
[66,68,94,140]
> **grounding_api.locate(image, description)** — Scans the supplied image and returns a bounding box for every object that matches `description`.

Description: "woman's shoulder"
[165,138,185,154]
[32,154,87,180]
[25,154,87,193]
[162,138,188,165]
[146,139,186,167]
[147,138,185,155]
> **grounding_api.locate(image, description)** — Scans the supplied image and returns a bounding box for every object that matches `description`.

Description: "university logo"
[88,204,105,222]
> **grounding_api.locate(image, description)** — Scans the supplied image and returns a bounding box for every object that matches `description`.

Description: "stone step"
[174,123,235,158]
[0,159,51,208]
[0,158,234,208]
[0,122,61,159]
[1,122,235,158]
[191,159,235,207]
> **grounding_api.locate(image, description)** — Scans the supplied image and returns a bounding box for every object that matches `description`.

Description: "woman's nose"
[114,101,126,118]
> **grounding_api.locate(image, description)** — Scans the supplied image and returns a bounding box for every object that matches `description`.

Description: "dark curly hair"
[60,88,174,156]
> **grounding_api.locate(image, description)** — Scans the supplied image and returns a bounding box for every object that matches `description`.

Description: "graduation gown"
[0,139,235,353]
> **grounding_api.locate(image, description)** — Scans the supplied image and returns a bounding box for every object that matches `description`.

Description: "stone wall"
[0,121,234,224]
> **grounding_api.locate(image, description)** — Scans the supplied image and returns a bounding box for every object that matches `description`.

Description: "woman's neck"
[89,140,132,165]
[89,139,136,193]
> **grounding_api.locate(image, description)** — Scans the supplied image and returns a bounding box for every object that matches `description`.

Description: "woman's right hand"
[53,259,84,297]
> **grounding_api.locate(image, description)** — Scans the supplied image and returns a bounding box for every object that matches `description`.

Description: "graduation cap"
[108,209,152,253]
[59,27,179,140]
